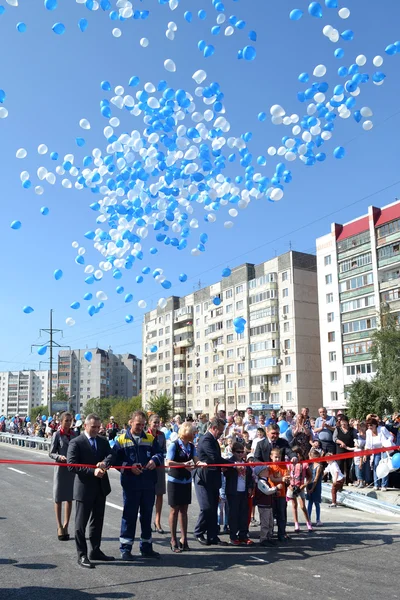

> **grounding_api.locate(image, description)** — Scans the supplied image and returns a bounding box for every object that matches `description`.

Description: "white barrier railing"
[0,432,51,451]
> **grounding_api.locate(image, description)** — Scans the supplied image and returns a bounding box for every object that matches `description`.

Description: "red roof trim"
[375,203,400,228]
[336,216,369,241]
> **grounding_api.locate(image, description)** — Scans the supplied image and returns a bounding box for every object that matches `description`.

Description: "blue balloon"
[84,351,92,362]
[392,453,400,470]
[76,137,85,147]
[341,29,354,41]
[71,301,80,310]
[184,11,192,22]
[204,45,215,58]
[83,293,92,300]
[249,30,257,41]
[308,2,322,17]
[298,72,309,83]
[125,315,134,323]
[16,22,27,33]
[334,48,344,59]
[40,206,49,215]
[289,9,303,20]
[0,89,5,103]
[38,345,48,356]
[116,286,124,294]
[75,414,81,420]
[23,306,34,314]
[45,0,58,9]
[325,0,337,7]
[54,269,63,280]
[78,18,88,32]
[333,146,345,159]
[88,305,96,317]
[243,46,256,61]
[10,220,21,230]
[125,293,133,303]
[213,297,221,306]
[198,9,207,20]
[150,345,158,353]
[179,273,188,282]
[52,22,66,35]
[26,416,31,422]
[42,415,47,421]
[222,268,231,278]
[258,112,266,122]
[101,80,111,91]
[162,280,172,289]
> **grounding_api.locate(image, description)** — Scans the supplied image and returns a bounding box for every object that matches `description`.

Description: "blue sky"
[1,0,400,371]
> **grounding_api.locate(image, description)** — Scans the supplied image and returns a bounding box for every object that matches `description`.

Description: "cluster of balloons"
[0,87,8,119]
[233,316,246,334]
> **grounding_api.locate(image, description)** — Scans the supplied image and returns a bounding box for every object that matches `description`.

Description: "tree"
[30,405,48,421]
[346,379,391,420]
[54,386,69,403]
[371,309,400,412]
[147,394,173,423]
[112,396,142,428]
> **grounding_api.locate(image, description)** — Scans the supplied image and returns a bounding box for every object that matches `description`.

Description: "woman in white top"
[324,454,345,507]
[365,418,393,491]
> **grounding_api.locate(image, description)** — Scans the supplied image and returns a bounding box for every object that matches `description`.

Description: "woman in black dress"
[333,415,357,485]
[165,422,203,552]
[148,413,167,533]
[49,412,76,540]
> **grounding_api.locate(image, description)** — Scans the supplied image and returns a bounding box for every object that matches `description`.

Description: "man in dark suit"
[254,424,297,463]
[194,417,230,546]
[67,413,115,569]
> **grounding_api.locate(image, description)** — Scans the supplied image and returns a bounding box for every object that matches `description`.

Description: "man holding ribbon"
[67,413,115,569]
[113,410,163,561]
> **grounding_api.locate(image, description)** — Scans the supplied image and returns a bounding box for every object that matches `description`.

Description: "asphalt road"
[0,442,399,600]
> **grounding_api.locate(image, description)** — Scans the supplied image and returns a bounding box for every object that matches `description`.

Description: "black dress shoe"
[78,556,94,569]
[140,549,161,559]
[196,535,211,546]
[89,551,115,562]
[210,538,228,546]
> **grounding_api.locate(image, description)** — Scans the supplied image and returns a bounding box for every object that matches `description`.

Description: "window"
[343,340,373,356]
[283,322,289,333]
[236,300,244,310]
[378,243,400,261]
[213,354,219,363]
[250,340,276,352]
[226,304,233,313]
[227,380,234,389]
[226,319,233,328]
[377,218,400,239]
[330,371,337,382]
[329,351,336,362]
[284,339,291,350]
[236,285,244,294]
[205,343,209,352]
[227,364,234,374]
[339,272,373,293]
[331,391,338,402]
[196,319,200,327]
[340,295,375,313]
[196,331,200,339]
[324,255,332,266]
[250,323,277,336]
[325,274,332,285]
[285,374,291,383]
[204,302,209,311]
[238,363,245,373]
[227,334,234,343]
[285,356,291,366]
[159,328,163,336]
[226,289,233,299]
[328,332,335,342]
[249,306,278,322]
[196,304,200,313]
[227,349,234,358]
[249,290,277,305]
[282,288,288,298]
[238,378,245,388]
[286,391,292,402]
[342,317,376,334]
[346,363,375,376]
[326,293,333,303]
[327,312,334,323]
[237,347,245,358]
[337,230,370,252]
[339,252,372,273]
[381,289,400,302]
[282,271,288,281]
[283,305,289,315]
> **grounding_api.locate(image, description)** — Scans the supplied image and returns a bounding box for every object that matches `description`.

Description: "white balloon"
[16,148,27,159]
[166,29,175,40]
[96,291,108,301]
[72,241,79,249]
[224,221,234,229]
[270,104,285,117]
[192,69,207,84]
[0,107,8,119]
[164,59,176,72]
[356,55,367,66]
[363,120,373,131]
[138,300,147,309]
[373,55,383,67]
[271,188,283,201]
[112,28,122,38]
[271,116,283,125]
[322,25,333,37]
[38,144,48,155]
[35,186,44,195]
[66,318,75,327]
[313,64,327,78]
[168,21,177,31]
[224,26,234,36]
[158,298,167,309]
[285,152,297,162]
[229,208,238,217]
[79,118,90,130]
[140,37,149,47]
[267,146,277,156]
[329,29,339,43]
[360,107,373,117]
[338,7,350,18]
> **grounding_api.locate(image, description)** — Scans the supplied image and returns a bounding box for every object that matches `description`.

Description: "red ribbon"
[0,445,398,469]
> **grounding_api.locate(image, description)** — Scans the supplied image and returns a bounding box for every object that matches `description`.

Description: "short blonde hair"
[178,422,195,440]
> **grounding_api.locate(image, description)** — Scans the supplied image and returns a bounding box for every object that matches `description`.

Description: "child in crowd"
[253,465,277,546]
[225,442,254,545]
[268,448,290,541]
[218,473,229,534]
[287,446,313,532]
[311,439,323,455]
[324,453,345,507]
[307,449,324,526]
[246,454,258,527]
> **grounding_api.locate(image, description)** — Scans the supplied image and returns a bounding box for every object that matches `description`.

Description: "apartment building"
[58,348,142,413]
[0,370,58,417]
[142,251,322,416]
[316,199,400,410]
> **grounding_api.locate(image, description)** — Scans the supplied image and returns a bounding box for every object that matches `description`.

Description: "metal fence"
[0,432,51,451]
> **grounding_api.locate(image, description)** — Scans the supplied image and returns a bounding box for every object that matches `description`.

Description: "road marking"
[7,467,28,475]
[106,501,123,511]
[249,556,269,563]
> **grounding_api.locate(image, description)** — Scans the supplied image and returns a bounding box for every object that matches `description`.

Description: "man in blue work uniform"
[113,410,163,561]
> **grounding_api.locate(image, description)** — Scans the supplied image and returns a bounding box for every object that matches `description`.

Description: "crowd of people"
[2,405,399,569]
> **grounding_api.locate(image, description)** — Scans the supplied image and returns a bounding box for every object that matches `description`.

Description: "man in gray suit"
[67,413,114,569]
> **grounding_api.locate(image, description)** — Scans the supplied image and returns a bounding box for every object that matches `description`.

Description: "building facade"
[0,370,58,417]
[57,348,142,413]
[142,251,322,416]
[316,199,400,410]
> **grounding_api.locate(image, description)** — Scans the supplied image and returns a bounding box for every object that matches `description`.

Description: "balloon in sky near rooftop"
[23,306,34,314]
[38,346,48,356]
[54,269,63,280]
[52,22,65,35]
[10,220,21,230]
[84,351,92,362]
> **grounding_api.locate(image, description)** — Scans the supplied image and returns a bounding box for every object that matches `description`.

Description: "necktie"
[271,442,276,448]
[90,437,97,453]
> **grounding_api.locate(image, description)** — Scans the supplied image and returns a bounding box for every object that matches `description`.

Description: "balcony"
[174,307,193,323]
[174,399,186,409]
[173,324,193,336]
[174,337,194,349]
